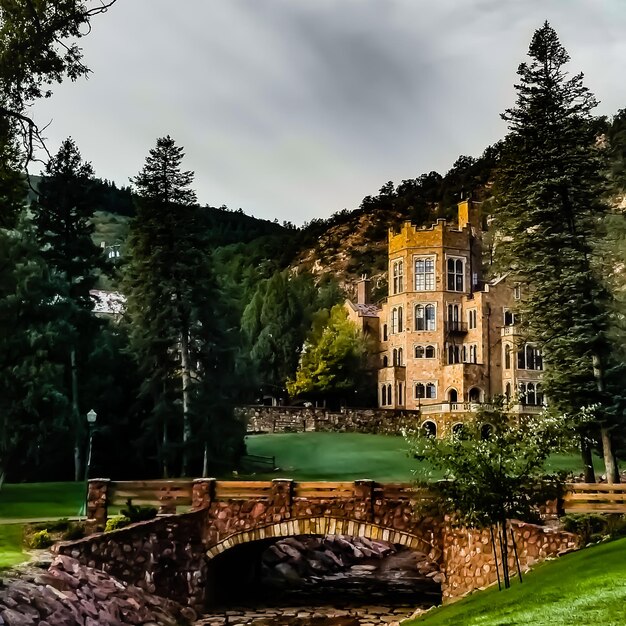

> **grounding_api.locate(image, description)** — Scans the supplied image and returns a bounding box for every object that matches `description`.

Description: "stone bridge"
[56,478,578,614]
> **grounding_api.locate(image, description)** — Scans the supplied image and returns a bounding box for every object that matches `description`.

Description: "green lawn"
[0,525,27,569]
[0,481,84,520]
[407,537,626,626]
[245,432,601,482]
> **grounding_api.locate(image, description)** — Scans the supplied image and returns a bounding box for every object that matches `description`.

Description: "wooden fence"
[99,480,626,518]
[563,483,626,514]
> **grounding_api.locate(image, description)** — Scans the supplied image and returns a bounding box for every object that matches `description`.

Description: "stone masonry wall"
[55,509,209,613]
[441,520,579,601]
[239,405,437,436]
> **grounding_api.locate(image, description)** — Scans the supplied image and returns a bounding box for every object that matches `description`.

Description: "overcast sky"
[32,0,626,225]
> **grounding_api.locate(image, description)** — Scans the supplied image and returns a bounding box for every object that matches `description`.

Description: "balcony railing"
[419,402,544,415]
[445,321,468,334]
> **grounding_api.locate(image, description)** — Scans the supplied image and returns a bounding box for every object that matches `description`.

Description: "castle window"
[381,385,387,406]
[382,324,388,341]
[514,283,522,300]
[415,303,436,331]
[447,344,460,364]
[415,257,435,291]
[505,344,511,369]
[388,384,392,404]
[398,382,404,405]
[426,383,436,398]
[517,344,543,370]
[425,345,436,358]
[391,308,403,333]
[398,348,403,366]
[470,344,477,363]
[415,345,424,359]
[392,348,398,365]
[422,420,437,438]
[505,382,511,399]
[392,260,404,294]
[382,355,388,367]
[447,258,464,292]
[504,309,519,326]
[468,309,477,329]
[415,383,425,399]
[416,382,437,399]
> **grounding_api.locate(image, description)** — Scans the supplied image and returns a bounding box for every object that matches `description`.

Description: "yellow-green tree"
[288,305,373,406]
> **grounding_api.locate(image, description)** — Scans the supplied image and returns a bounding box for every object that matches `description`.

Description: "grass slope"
[408,538,626,626]
[244,433,597,482]
[0,482,84,520]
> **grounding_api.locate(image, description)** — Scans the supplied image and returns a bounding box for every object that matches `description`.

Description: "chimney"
[458,198,481,232]
[356,275,371,305]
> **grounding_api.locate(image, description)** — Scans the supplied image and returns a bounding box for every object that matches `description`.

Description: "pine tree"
[124,136,222,477]
[0,216,68,487]
[32,138,104,481]
[494,22,623,482]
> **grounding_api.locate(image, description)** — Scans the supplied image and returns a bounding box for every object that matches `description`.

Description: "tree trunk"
[601,426,619,484]
[592,353,619,484]
[499,520,510,589]
[162,414,169,479]
[180,330,192,476]
[202,443,209,478]
[71,347,82,482]
[580,433,596,483]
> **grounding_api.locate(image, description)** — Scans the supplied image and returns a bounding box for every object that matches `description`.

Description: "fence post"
[86,478,110,532]
[354,479,375,522]
[192,478,216,510]
[271,479,294,520]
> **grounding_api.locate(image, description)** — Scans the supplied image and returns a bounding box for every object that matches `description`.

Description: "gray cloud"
[32,0,626,224]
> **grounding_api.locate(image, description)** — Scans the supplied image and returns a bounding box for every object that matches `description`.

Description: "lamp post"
[81,409,97,518]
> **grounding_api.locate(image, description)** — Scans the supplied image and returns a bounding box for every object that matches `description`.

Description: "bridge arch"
[206,516,441,562]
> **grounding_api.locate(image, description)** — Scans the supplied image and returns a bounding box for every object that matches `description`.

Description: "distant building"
[90,289,126,318]
[346,200,544,437]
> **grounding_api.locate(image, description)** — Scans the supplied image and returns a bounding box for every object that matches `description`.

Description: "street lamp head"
[86,409,97,424]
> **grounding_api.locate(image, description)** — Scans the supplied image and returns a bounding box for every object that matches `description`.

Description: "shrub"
[46,518,71,532]
[105,515,131,532]
[62,523,85,541]
[562,514,608,544]
[120,499,158,523]
[30,530,53,549]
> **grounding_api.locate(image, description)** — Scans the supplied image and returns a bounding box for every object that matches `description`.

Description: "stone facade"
[343,200,545,434]
[56,478,579,611]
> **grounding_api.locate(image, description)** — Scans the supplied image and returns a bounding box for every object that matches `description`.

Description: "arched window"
[398,306,403,333]
[415,383,425,399]
[518,348,525,369]
[526,344,535,370]
[383,324,388,341]
[387,384,392,405]
[398,382,403,405]
[505,382,511,399]
[381,386,387,406]
[415,305,425,330]
[447,258,464,291]
[425,304,436,330]
[447,303,459,322]
[536,383,545,406]
[392,260,404,294]
[461,345,467,362]
[452,423,465,439]
[526,382,536,406]
[425,345,436,358]
[481,424,493,440]
[469,387,481,402]
[448,388,458,403]
[392,348,398,366]
[415,345,424,358]
[382,355,388,367]
[505,344,511,370]
[448,344,460,364]
[398,348,403,366]
[426,383,436,398]
[391,309,398,334]
[422,420,437,438]
[519,382,527,403]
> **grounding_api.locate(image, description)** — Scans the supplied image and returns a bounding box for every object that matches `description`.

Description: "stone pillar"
[271,479,294,520]
[86,478,110,532]
[192,478,216,510]
[354,479,375,522]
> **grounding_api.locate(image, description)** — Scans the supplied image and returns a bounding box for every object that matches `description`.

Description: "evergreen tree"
[494,22,623,482]
[0,216,68,486]
[124,136,226,477]
[32,138,104,481]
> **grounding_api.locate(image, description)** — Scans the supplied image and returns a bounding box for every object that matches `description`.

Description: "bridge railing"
[563,483,626,514]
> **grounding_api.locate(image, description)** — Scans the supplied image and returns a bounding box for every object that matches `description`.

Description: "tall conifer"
[494,23,623,482]
[124,136,219,476]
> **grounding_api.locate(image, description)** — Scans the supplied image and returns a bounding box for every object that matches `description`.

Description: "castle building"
[349,200,544,437]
